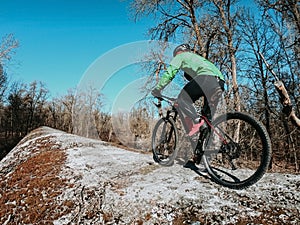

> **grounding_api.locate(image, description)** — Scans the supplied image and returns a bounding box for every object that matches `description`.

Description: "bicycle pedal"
[193,155,202,165]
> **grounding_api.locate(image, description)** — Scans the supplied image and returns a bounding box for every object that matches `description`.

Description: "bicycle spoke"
[152,118,178,166]
[203,112,271,189]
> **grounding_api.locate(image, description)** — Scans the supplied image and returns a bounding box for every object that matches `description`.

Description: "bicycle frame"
[152,95,272,189]
[153,96,204,152]
[153,96,189,134]
[199,115,228,145]
[153,95,228,151]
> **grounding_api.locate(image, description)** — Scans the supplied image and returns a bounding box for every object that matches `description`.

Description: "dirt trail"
[0,127,299,224]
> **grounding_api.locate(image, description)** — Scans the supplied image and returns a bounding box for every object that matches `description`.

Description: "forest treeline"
[0,0,299,172]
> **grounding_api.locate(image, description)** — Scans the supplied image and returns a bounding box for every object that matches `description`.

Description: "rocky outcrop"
[0,127,299,224]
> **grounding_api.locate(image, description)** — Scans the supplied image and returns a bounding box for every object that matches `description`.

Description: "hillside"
[0,127,299,224]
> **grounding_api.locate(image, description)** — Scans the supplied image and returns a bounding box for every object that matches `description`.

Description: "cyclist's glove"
[151,88,162,98]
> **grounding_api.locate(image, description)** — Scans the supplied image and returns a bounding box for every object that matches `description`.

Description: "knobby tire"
[202,112,272,189]
[152,117,179,166]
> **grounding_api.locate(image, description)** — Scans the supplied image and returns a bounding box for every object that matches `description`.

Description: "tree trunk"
[274,80,300,128]
[213,0,240,111]
[187,3,205,56]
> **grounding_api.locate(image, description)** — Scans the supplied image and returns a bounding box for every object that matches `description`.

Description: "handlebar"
[154,95,176,103]
[153,95,177,111]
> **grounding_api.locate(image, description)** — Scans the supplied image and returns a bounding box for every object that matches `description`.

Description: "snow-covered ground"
[1,127,299,224]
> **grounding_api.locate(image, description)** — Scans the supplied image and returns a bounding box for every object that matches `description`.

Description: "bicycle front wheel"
[203,112,272,189]
[152,117,179,166]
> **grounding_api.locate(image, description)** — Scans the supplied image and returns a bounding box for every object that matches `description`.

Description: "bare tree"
[236,2,299,171]
[130,0,245,111]
[23,81,49,133]
[256,0,300,34]
[44,88,80,134]
[72,86,104,139]
[255,0,300,126]
[131,0,207,53]
[0,34,18,62]
[0,34,19,103]
[238,10,278,129]
[256,0,300,93]
[61,88,77,133]
[259,52,300,126]
[0,64,7,103]
[0,34,19,159]
[210,0,242,111]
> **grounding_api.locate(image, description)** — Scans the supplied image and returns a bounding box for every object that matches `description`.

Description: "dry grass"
[0,134,74,225]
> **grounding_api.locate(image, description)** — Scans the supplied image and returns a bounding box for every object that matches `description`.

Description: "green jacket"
[156,52,224,90]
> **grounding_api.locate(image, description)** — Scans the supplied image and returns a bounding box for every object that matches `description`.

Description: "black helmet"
[173,44,191,56]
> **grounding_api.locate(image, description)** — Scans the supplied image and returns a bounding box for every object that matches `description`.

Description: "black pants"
[177,75,224,121]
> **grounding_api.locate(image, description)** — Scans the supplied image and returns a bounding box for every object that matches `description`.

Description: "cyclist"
[151,44,225,136]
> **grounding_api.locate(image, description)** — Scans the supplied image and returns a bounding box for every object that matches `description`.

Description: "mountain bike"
[151,95,272,189]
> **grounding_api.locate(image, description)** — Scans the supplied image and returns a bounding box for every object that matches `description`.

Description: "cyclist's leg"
[197,78,224,164]
[178,76,224,120]
[177,76,206,163]
[201,77,224,120]
[179,76,224,164]
[177,76,205,122]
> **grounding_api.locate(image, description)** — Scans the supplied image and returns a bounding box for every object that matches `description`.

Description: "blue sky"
[1,0,258,109]
[1,0,151,98]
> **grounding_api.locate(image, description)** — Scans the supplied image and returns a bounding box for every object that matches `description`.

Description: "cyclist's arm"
[155,65,179,90]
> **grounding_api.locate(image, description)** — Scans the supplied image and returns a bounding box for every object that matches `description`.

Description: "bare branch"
[259,52,300,128]
[0,34,19,62]
[274,80,300,128]
[258,51,280,81]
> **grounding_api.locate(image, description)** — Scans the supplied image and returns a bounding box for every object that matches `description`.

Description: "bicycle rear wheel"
[202,112,272,189]
[152,117,179,166]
